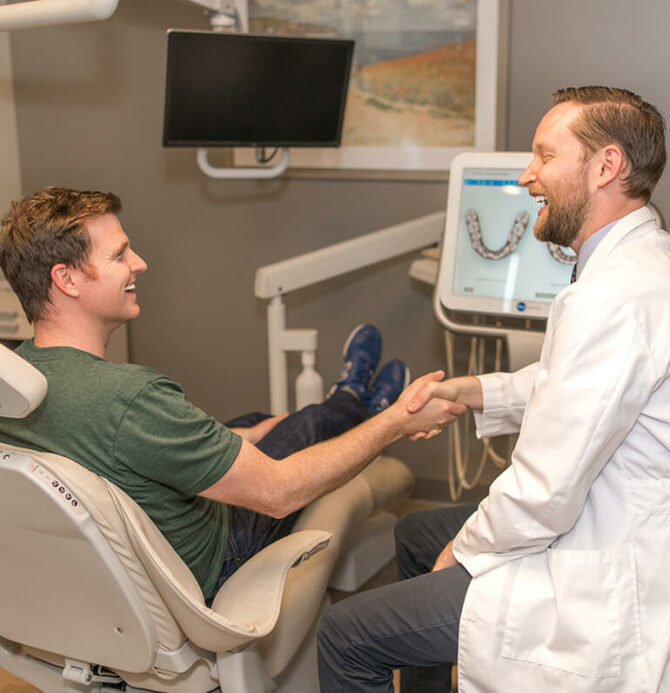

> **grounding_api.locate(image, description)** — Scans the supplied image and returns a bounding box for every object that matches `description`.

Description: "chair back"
[0,445,158,671]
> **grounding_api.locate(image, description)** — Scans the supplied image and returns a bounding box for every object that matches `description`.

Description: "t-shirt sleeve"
[113,377,242,495]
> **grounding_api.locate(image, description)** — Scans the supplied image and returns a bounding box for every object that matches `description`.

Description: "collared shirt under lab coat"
[453,206,670,692]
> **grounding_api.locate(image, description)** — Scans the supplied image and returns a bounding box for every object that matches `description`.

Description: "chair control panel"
[0,449,85,516]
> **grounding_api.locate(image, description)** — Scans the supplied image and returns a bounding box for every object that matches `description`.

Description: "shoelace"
[338,357,374,387]
[372,396,390,413]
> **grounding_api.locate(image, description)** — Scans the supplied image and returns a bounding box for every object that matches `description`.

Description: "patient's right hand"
[392,371,466,440]
[406,397,465,441]
[406,375,483,434]
[407,378,460,415]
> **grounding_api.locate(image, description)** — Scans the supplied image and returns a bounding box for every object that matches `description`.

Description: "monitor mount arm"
[177,0,247,32]
[197,148,290,179]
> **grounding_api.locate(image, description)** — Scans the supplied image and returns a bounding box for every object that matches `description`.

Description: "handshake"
[385,371,484,442]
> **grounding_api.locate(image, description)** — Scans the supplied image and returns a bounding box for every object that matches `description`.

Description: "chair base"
[274,597,327,693]
[328,511,397,592]
[0,636,145,692]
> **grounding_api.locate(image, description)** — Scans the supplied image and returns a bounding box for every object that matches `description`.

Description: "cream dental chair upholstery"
[0,344,414,692]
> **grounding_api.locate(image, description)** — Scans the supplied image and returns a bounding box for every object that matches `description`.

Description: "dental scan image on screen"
[439,155,575,319]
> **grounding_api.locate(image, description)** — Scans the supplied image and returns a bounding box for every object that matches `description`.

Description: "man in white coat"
[317,86,670,693]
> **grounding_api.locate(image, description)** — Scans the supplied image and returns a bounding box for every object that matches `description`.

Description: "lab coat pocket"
[501,546,635,678]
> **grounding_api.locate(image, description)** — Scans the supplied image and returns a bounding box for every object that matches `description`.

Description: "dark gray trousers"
[317,503,477,692]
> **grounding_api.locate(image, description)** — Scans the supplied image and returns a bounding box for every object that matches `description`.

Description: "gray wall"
[506,0,670,222]
[8,0,670,495]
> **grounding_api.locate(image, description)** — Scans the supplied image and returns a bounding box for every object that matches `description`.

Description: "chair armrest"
[114,479,332,653]
[211,531,331,624]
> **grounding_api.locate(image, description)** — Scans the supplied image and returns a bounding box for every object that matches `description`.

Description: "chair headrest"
[0,343,47,418]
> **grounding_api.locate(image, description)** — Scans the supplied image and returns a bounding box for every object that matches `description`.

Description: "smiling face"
[519,102,596,249]
[73,213,147,330]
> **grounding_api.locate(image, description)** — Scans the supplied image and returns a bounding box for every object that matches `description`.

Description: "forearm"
[201,371,464,516]
[268,406,408,515]
[273,382,466,514]
[202,409,405,517]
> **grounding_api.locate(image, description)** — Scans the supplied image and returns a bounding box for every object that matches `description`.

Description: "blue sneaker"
[366,359,410,413]
[328,324,382,400]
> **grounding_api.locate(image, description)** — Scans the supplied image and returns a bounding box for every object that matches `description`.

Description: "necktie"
[570,263,577,284]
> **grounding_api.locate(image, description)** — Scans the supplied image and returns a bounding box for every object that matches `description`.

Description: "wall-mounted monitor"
[436,152,575,320]
[163,30,354,148]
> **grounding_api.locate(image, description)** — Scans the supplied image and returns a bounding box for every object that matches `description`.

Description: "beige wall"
[505,0,670,223]
[0,30,31,341]
[0,32,20,208]
[7,0,670,496]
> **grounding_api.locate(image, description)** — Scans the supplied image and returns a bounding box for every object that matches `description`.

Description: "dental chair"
[0,344,414,692]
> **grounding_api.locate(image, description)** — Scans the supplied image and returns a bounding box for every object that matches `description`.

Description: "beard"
[534,178,590,248]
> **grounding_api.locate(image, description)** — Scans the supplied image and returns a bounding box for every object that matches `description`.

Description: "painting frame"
[235,0,508,176]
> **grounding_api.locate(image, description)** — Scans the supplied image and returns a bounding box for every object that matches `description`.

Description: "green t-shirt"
[0,340,242,597]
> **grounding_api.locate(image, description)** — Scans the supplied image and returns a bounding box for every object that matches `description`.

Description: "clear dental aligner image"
[465,208,574,264]
[546,241,575,264]
[465,208,529,260]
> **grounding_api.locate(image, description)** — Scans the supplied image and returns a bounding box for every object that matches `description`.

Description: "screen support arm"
[196,148,290,180]
[178,0,248,32]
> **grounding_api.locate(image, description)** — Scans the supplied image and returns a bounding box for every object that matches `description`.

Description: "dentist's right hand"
[389,371,467,440]
[405,375,484,440]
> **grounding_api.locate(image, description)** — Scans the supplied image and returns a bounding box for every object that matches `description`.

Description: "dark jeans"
[317,503,477,693]
[207,391,370,602]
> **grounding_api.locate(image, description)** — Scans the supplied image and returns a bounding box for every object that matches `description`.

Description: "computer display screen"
[437,152,575,319]
[163,30,354,148]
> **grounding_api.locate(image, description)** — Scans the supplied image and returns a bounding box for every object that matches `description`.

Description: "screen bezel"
[436,151,574,319]
[162,29,354,148]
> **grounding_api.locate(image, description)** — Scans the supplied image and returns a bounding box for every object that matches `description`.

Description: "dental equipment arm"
[255,212,445,414]
[0,0,118,31]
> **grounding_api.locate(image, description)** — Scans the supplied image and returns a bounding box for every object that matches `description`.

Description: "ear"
[594,144,625,189]
[50,263,80,298]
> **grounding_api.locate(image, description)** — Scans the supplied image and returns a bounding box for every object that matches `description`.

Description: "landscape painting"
[237,0,503,172]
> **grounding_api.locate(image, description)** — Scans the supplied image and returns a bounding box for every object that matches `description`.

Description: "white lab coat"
[454,206,670,692]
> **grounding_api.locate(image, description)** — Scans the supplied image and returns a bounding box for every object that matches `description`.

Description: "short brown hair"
[553,86,666,202]
[0,186,121,322]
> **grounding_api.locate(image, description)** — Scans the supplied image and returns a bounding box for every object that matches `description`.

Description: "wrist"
[376,403,406,444]
[451,376,482,410]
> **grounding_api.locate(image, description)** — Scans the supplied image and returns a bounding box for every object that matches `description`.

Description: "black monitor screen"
[163,30,354,148]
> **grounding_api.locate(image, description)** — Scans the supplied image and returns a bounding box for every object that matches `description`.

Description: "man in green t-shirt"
[0,186,464,600]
